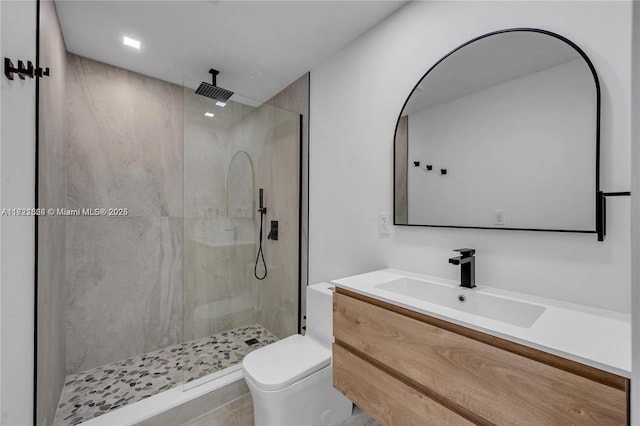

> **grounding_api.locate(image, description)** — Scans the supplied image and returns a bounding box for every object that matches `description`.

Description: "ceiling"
[55,0,407,103]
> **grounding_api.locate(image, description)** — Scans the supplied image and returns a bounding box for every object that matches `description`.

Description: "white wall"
[407,59,595,229]
[0,0,36,424]
[630,2,639,423]
[309,1,631,313]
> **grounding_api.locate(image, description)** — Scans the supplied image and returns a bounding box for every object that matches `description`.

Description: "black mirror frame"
[393,28,607,240]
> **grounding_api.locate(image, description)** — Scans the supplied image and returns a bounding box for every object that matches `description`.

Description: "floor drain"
[245,338,260,346]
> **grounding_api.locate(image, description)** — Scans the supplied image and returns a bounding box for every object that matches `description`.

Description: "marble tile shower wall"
[66,54,184,373]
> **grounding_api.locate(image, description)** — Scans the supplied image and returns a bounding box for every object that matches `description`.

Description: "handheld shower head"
[196,69,234,103]
[258,188,266,214]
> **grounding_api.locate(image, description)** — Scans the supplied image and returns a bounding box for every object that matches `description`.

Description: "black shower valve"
[268,221,278,241]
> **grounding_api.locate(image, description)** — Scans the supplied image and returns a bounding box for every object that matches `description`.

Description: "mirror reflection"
[395,30,598,231]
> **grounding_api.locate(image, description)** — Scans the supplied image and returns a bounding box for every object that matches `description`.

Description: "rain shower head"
[195,69,234,103]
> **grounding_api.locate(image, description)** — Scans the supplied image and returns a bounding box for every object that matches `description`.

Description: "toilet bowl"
[242,283,352,426]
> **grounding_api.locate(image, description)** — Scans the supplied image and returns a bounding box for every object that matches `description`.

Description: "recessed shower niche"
[228,151,255,221]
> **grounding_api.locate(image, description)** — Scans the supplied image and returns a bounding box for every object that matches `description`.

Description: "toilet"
[242,283,353,426]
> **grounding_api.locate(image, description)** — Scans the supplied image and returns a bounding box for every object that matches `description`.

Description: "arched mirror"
[394,28,601,236]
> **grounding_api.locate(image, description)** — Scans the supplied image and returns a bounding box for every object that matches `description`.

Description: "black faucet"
[448,248,476,289]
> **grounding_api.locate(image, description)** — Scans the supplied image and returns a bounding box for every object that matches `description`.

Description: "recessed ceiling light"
[215,101,226,107]
[123,36,141,49]
[204,112,214,118]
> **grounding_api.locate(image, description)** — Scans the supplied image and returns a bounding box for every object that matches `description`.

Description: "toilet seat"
[243,335,331,391]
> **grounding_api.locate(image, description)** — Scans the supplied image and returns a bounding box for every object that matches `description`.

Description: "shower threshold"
[53,323,277,426]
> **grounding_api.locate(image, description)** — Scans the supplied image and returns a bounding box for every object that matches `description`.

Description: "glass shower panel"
[182,82,301,386]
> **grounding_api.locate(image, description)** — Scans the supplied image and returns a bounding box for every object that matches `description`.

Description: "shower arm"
[209,69,219,86]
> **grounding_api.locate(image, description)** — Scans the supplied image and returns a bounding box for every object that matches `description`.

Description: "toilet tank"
[305,282,335,348]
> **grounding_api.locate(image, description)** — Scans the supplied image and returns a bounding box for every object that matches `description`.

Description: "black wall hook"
[5,58,45,80]
[441,169,447,175]
[18,60,34,78]
[5,58,19,80]
[413,161,420,167]
[36,67,50,78]
[426,165,433,170]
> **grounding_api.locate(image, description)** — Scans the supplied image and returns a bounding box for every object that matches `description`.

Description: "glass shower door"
[182,82,301,386]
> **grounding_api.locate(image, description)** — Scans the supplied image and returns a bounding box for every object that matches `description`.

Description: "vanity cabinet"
[332,288,629,425]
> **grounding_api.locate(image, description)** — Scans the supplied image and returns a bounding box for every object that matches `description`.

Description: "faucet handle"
[454,248,475,257]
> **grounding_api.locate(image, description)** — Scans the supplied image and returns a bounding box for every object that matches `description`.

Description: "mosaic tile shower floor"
[53,324,277,426]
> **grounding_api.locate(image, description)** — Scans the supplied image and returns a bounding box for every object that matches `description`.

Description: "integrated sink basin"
[376,277,546,328]
[332,269,631,378]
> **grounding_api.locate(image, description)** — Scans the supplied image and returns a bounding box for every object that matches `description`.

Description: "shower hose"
[254,211,267,280]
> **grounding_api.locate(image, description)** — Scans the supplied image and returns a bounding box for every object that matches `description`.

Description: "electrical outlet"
[494,210,505,226]
[378,213,392,235]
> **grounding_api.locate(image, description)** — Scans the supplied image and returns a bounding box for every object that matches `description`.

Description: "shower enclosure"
[180,83,302,386]
[46,60,302,425]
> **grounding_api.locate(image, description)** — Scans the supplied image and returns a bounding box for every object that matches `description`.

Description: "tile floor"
[53,324,277,426]
[181,394,380,426]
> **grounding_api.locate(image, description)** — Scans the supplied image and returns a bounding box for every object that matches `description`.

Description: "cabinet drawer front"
[334,290,627,426]
[333,343,473,426]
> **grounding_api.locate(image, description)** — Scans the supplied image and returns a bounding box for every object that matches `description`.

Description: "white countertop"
[331,268,631,378]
